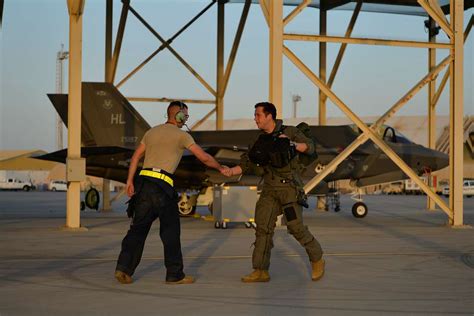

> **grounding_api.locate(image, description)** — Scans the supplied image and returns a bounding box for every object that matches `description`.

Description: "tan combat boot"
[241,269,270,283]
[115,270,133,284]
[311,258,325,281]
[166,275,195,285]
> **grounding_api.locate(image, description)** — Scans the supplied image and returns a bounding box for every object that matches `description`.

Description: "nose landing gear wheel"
[352,202,368,218]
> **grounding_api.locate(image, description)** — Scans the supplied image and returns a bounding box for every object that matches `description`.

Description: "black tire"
[221,221,228,229]
[80,201,86,211]
[23,186,30,192]
[334,206,341,212]
[214,221,220,229]
[352,202,368,218]
[245,222,252,228]
[85,188,100,210]
[52,187,57,192]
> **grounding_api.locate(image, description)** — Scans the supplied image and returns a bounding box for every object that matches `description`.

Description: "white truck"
[0,178,33,191]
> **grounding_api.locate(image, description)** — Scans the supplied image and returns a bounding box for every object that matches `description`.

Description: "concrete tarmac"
[0,192,473,315]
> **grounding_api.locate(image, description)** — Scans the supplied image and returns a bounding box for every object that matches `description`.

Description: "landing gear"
[178,193,197,216]
[352,202,368,218]
[326,182,341,212]
[350,189,368,218]
[82,188,100,211]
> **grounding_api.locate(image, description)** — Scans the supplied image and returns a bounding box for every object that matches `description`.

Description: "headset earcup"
[175,111,185,123]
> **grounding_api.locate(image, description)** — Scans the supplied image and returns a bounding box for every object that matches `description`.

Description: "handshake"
[219,165,240,178]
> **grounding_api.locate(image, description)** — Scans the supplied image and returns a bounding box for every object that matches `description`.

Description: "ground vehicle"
[442,179,474,197]
[48,180,67,191]
[0,178,33,191]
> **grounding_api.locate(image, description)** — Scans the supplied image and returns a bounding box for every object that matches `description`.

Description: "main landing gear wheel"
[84,188,100,211]
[352,202,368,218]
[178,194,196,216]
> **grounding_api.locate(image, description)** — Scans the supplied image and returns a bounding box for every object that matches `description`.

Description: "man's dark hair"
[167,101,188,117]
[255,102,277,120]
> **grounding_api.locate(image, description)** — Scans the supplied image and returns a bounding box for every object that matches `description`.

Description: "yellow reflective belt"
[139,170,174,187]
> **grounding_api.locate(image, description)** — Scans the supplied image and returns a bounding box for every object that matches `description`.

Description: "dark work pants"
[116,179,185,282]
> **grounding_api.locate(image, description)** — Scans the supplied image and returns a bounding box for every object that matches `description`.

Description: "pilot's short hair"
[167,101,188,117]
[255,102,276,120]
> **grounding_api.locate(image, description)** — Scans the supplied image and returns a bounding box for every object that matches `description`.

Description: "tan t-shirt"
[141,123,195,173]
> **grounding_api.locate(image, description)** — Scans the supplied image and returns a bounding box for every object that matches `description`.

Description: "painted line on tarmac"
[1,251,472,262]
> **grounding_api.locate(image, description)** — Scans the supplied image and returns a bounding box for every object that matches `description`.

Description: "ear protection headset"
[175,101,188,123]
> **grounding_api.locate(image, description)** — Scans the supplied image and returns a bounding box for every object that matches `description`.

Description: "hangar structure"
[61,0,471,229]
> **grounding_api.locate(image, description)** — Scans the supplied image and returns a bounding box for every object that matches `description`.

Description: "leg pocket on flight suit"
[283,205,297,222]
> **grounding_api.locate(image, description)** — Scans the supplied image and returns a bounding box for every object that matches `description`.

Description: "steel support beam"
[128,5,216,97]
[283,46,452,217]
[216,1,225,130]
[283,0,311,27]
[431,14,473,109]
[222,0,251,95]
[449,0,464,226]
[108,0,129,83]
[326,1,362,92]
[319,7,327,125]
[427,17,436,211]
[65,0,86,230]
[417,0,453,38]
[269,0,283,117]
[284,33,452,49]
[102,0,113,212]
[191,108,217,131]
[116,1,216,89]
[258,0,269,25]
[127,97,216,104]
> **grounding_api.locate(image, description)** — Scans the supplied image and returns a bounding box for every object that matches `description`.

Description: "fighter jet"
[37,82,448,218]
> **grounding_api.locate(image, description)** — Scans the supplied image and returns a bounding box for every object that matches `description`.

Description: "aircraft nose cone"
[419,149,449,173]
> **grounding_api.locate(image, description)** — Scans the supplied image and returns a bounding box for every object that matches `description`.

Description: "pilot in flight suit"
[223,102,325,282]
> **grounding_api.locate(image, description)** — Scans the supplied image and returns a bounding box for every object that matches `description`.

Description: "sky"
[0,0,472,152]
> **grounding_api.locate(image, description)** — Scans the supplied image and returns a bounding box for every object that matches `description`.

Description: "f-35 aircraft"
[37,82,449,218]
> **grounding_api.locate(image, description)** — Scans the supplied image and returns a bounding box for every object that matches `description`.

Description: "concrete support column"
[269,0,283,117]
[65,0,86,229]
[427,17,437,211]
[449,0,464,226]
[216,1,225,130]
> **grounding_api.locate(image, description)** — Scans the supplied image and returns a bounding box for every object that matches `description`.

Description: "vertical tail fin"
[47,82,150,148]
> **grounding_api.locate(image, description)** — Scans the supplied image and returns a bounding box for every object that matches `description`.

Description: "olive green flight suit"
[240,120,323,270]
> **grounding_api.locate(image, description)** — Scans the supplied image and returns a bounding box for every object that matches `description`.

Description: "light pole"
[56,44,69,150]
[292,94,301,118]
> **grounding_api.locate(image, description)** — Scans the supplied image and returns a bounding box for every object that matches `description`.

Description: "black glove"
[297,190,309,208]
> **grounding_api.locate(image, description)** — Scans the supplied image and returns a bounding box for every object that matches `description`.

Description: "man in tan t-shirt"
[115,101,226,285]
